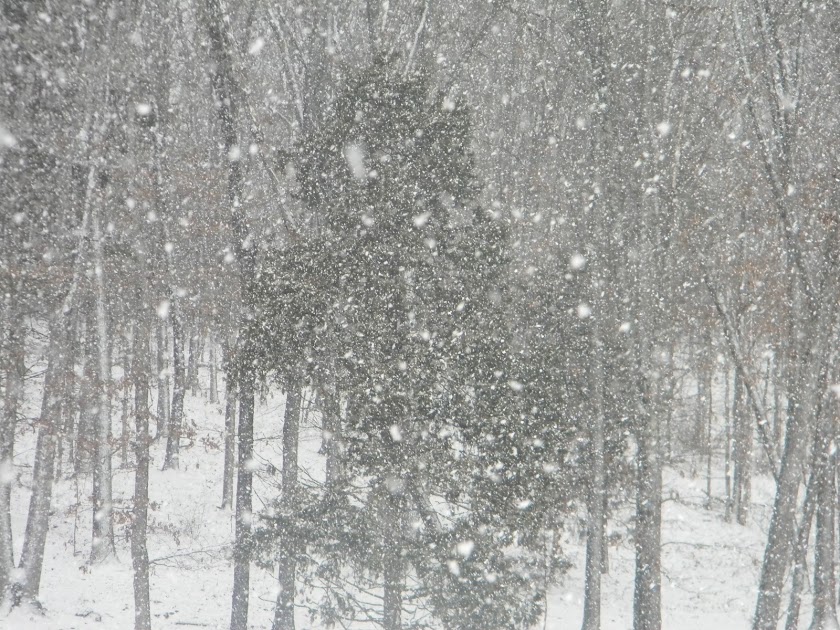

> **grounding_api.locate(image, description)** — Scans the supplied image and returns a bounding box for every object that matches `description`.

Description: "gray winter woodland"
[1,1,840,629]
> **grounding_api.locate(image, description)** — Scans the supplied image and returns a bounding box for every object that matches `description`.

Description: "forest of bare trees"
[1,0,840,629]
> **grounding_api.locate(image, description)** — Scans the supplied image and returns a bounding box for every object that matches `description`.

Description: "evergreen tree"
[252,61,546,628]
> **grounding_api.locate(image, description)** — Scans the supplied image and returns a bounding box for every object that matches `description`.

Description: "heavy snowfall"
[1,1,839,629]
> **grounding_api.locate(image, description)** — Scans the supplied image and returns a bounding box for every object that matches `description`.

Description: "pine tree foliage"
[251,61,553,628]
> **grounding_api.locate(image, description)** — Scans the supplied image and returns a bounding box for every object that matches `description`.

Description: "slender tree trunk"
[163,302,185,470]
[0,300,24,602]
[209,337,218,404]
[582,333,606,630]
[199,3,256,628]
[91,201,115,564]
[753,385,814,630]
[733,368,752,526]
[633,399,662,630]
[156,322,169,439]
[724,367,732,522]
[131,310,152,630]
[15,313,67,605]
[809,430,838,630]
[76,318,95,476]
[382,490,404,630]
[231,375,255,630]
[273,383,301,630]
[221,378,237,510]
[120,331,133,468]
[323,386,344,488]
[706,369,714,509]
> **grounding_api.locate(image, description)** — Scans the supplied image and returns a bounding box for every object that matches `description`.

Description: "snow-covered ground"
[6,387,776,630]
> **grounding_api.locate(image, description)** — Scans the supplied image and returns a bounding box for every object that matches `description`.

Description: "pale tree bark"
[784,468,817,630]
[272,382,301,630]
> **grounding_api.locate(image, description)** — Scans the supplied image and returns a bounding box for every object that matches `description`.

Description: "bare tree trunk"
[231,375,255,630]
[120,331,133,468]
[809,428,838,630]
[784,469,817,630]
[724,366,732,522]
[0,299,24,602]
[753,388,814,630]
[633,398,662,630]
[199,3,256,629]
[273,383,301,630]
[76,318,96,476]
[156,322,169,439]
[382,490,404,630]
[131,310,152,630]
[209,336,218,404]
[15,313,67,605]
[91,200,115,564]
[582,332,606,630]
[163,302,185,470]
[221,376,237,510]
[323,385,344,488]
[706,368,714,509]
[733,368,752,525]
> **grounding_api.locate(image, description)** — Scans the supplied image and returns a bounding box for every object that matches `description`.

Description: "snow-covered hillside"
[6,389,773,630]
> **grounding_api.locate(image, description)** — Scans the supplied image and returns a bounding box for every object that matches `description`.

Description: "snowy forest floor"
[5,387,778,630]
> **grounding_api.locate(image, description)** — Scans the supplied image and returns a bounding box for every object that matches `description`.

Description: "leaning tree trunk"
[753,362,820,630]
[784,467,817,630]
[273,382,302,630]
[14,314,67,605]
[131,307,152,630]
